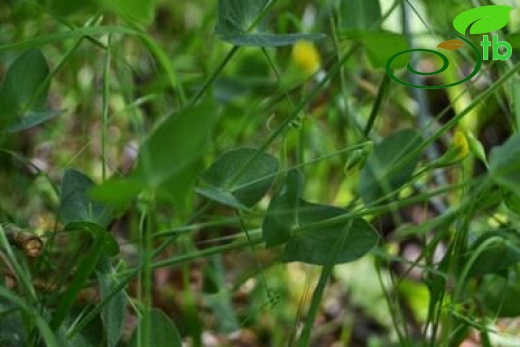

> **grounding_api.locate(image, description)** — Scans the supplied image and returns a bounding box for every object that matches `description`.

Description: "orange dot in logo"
[437,40,465,50]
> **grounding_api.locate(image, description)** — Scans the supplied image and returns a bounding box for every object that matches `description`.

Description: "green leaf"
[90,177,144,207]
[262,169,303,247]
[339,0,381,31]
[359,129,423,205]
[0,49,50,124]
[97,258,126,347]
[199,148,279,207]
[342,31,409,69]
[196,187,248,210]
[215,0,325,47]
[453,5,513,35]
[467,233,520,277]
[103,0,156,26]
[490,132,520,196]
[60,305,104,347]
[50,235,107,331]
[129,309,182,347]
[503,188,520,215]
[4,110,61,133]
[64,222,119,257]
[93,99,217,207]
[477,273,520,317]
[218,33,326,47]
[282,200,379,265]
[60,169,112,228]
[44,0,99,16]
[215,0,270,35]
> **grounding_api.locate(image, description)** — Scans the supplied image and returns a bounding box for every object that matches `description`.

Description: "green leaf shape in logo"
[453,5,513,35]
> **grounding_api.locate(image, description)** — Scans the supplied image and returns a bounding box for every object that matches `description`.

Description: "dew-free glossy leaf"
[360,129,423,205]
[60,169,112,228]
[129,309,182,347]
[199,148,279,207]
[489,132,520,196]
[0,49,49,123]
[262,170,303,247]
[453,5,513,35]
[282,200,379,265]
[339,0,381,31]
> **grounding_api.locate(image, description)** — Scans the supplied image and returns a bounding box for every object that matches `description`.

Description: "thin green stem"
[297,221,352,347]
[101,34,112,181]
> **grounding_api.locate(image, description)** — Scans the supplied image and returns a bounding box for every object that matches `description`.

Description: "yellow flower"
[292,41,320,74]
[453,130,469,160]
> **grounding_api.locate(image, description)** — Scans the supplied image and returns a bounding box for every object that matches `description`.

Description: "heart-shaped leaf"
[453,5,513,35]
[282,200,379,265]
[60,169,112,228]
[359,129,423,205]
[199,147,279,208]
[262,169,303,247]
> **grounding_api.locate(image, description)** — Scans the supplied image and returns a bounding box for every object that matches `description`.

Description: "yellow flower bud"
[292,41,320,75]
[453,130,469,160]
